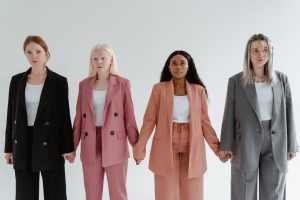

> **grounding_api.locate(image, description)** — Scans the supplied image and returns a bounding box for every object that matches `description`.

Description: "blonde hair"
[242,34,276,85]
[88,44,119,77]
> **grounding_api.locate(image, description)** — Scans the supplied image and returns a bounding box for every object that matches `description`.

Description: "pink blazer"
[133,80,220,178]
[73,75,139,167]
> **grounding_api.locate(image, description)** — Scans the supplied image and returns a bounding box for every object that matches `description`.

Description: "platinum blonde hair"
[88,44,119,77]
[242,34,276,85]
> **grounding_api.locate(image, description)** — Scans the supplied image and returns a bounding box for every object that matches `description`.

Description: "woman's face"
[249,40,270,69]
[92,49,112,74]
[169,54,188,79]
[24,42,48,68]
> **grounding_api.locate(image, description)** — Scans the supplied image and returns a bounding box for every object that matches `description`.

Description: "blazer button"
[85,132,88,136]
[271,130,275,134]
[114,112,118,117]
[14,140,18,144]
[83,113,86,118]
[43,142,47,146]
[45,121,50,126]
[110,131,115,135]
[14,120,17,125]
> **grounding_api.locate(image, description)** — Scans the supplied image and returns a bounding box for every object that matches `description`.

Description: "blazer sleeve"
[220,77,235,151]
[60,78,74,153]
[200,88,220,155]
[4,77,15,153]
[283,76,299,152]
[123,80,139,146]
[133,85,158,160]
[73,81,83,151]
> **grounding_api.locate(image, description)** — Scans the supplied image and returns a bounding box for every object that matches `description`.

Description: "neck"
[172,77,186,88]
[97,71,109,81]
[253,67,264,78]
[31,66,46,76]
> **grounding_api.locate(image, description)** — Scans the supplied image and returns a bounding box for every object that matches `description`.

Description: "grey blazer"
[220,71,298,173]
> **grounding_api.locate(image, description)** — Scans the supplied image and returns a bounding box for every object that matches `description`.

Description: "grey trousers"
[231,121,286,200]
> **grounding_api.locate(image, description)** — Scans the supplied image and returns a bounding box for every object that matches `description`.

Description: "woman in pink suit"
[133,50,227,200]
[72,44,139,200]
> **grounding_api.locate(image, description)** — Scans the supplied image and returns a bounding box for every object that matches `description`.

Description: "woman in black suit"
[4,35,74,200]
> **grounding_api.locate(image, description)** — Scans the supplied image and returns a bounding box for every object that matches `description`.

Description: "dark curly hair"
[160,50,207,96]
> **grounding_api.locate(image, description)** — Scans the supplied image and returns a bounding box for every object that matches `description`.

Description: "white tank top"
[255,82,273,120]
[25,83,44,126]
[173,95,190,123]
[93,90,107,126]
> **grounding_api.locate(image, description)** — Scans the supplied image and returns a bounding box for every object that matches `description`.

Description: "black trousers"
[14,126,67,200]
[15,167,67,200]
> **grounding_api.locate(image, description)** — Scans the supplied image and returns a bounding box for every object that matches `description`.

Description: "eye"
[26,50,32,54]
[93,57,98,61]
[36,50,41,54]
[172,62,177,66]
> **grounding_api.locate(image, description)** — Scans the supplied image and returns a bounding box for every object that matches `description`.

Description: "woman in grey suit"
[220,33,298,200]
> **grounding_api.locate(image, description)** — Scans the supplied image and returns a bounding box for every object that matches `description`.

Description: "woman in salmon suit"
[72,44,139,200]
[133,50,227,200]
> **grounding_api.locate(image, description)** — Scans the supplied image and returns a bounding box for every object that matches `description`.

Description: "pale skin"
[70,49,113,163]
[220,40,296,161]
[5,42,73,164]
[134,54,229,165]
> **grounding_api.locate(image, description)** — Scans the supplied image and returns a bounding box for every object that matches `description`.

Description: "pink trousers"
[154,123,203,200]
[82,127,128,200]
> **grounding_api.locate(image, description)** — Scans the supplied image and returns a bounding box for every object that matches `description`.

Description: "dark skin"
[169,55,188,95]
[134,54,229,164]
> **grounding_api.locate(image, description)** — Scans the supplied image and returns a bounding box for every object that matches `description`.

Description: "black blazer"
[4,67,74,171]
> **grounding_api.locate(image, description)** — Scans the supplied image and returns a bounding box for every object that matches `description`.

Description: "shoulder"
[79,76,92,85]
[229,72,243,81]
[274,70,288,81]
[153,81,167,89]
[48,69,67,82]
[114,75,130,85]
[11,72,26,82]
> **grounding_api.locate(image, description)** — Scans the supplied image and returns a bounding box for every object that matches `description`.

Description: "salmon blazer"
[134,80,220,178]
[73,75,139,167]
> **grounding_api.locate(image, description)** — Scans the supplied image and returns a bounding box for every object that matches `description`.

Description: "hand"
[134,158,143,165]
[287,152,296,160]
[218,151,234,163]
[218,151,229,163]
[62,152,75,163]
[5,153,13,165]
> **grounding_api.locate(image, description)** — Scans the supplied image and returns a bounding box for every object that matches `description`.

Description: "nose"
[258,50,264,57]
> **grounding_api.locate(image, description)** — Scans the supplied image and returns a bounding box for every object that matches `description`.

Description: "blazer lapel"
[35,68,56,120]
[242,83,261,123]
[102,75,119,124]
[271,79,282,128]
[17,69,30,113]
[166,80,174,131]
[86,76,97,114]
[186,81,194,127]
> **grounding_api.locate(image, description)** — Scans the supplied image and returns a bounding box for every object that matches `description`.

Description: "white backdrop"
[0,0,299,199]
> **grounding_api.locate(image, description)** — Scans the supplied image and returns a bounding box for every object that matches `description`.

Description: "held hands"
[218,151,234,163]
[62,152,76,163]
[134,157,143,165]
[5,153,13,165]
[288,152,296,160]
